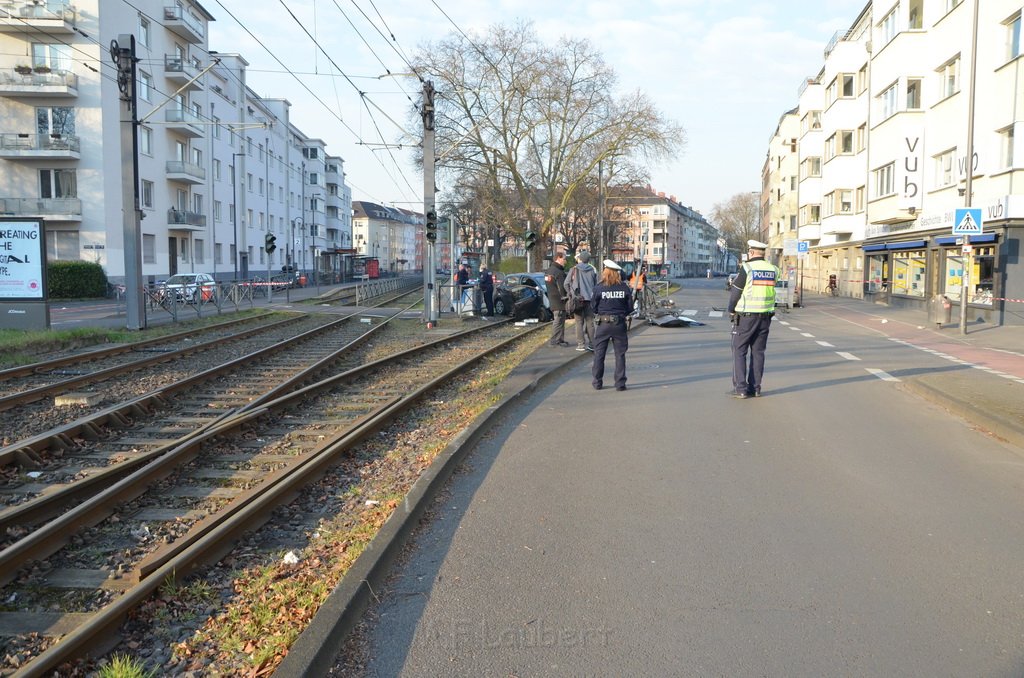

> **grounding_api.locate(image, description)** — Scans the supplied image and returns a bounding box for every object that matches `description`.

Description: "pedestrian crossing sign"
[953,208,983,235]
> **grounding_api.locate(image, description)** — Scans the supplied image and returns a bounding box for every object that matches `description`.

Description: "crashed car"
[493,273,551,320]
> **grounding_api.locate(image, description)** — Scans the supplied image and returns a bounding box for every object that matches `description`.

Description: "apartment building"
[762,109,800,274]
[351,201,423,276]
[0,0,353,287]
[786,0,1024,325]
[605,187,718,277]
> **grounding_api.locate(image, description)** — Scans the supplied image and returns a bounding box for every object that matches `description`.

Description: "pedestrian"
[727,239,781,399]
[628,264,648,315]
[566,250,597,351]
[454,263,469,313]
[545,251,570,347]
[478,263,494,317]
[591,259,633,391]
[707,267,712,279]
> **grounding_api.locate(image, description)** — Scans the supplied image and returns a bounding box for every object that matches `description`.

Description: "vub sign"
[899,128,924,211]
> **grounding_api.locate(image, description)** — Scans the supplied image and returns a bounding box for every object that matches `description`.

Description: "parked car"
[158,273,217,303]
[494,272,552,320]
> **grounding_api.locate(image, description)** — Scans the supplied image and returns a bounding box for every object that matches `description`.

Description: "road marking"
[683,309,698,315]
[778,320,791,326]
[789,326,802,331]
[836,352,861,361]
[801,332,815,338]
[866,368,900,382]
[816,341,835,347]
[708,310,723,318]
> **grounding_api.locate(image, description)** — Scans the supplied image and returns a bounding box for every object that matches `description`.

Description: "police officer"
[478,263,494,317]
[728,239,781,399]
[591,259,633,391]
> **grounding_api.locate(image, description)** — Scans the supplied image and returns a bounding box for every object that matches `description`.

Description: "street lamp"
[231,152,245,280]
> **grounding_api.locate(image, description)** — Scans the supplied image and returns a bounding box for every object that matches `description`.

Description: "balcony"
[163,55,202,90]
[0,132,80,159]
[162,5,204,43]
[0,66,77,97]
[165,160,205,184]
[165,108,203,138]
[0,196,82,220]
[167,207,206,231]
[0,1,77,33]
[798,224,821,241]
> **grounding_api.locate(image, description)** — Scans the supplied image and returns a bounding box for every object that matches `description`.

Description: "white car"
[159,273,217,303]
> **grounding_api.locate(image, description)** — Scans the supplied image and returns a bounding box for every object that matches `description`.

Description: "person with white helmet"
[727,239,781,399]
[590,259,633,391]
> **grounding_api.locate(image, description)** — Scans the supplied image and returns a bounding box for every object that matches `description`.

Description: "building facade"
[0,0,352,288]
[762,109,800,276]
[351,201,423,276]
[782,0,1024,325]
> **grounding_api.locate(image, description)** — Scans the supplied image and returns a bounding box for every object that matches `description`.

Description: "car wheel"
[539,307,552,321]
[494,297,508,316]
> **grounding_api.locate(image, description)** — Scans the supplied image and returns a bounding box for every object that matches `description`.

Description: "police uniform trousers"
[731,312,772,395]
[592,317,628,389]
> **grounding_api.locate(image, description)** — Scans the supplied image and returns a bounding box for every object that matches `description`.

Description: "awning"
[934,233,998,245]
[863,244,887,252]
[886,240,927,250]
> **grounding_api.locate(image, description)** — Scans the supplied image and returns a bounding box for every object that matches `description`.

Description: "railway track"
[0,318,541,677]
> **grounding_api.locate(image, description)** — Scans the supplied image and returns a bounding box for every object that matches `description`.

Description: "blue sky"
[208,0,868,217]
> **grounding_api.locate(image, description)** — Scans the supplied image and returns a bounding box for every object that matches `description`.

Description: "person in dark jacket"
[454,264,470,314]
[545,252,569,346]
[478,263,494,317]
[591,259,633,391]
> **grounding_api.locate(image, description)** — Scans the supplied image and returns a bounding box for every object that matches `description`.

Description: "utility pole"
[597,158,604,262]
[960,0,980,335]
[422,80,438,324]
[111,34,146,330]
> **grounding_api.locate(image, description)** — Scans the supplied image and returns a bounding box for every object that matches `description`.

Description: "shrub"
[47,261,108,298]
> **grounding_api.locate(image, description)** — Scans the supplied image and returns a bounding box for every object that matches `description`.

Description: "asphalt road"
[356,279,1024,677]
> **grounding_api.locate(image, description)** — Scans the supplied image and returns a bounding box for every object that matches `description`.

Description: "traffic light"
[525,230,537,251]
[264,231,277,254]
[425,210,437,241]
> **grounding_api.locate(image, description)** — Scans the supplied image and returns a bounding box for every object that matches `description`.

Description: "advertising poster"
[0,219,45,300]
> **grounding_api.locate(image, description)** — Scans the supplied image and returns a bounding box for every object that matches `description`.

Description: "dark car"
[493,272,552,320]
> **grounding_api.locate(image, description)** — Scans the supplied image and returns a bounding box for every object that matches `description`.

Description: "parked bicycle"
[826,274,838,297]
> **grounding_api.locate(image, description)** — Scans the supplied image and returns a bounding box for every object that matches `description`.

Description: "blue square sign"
[797,241,809,253]
[953,208,983,235]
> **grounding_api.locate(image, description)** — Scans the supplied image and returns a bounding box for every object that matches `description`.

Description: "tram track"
[0,319,541,677]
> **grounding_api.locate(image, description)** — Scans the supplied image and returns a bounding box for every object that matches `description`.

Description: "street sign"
[953,208,983,235]
[797,241,809,253]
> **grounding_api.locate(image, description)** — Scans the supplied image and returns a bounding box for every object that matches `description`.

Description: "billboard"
[0,219,45,300]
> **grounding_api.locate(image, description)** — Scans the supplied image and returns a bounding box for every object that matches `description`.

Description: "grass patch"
[96,653,158,678]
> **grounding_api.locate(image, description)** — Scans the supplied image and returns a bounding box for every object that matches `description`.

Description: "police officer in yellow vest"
[727,239,781,399]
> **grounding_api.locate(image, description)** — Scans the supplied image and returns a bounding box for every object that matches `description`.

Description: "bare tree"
[711,192,762,255]
[413,21,685,268]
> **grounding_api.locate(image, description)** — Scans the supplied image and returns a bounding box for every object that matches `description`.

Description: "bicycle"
[826,275,838,297]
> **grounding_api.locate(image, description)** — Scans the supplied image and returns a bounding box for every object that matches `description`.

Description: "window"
[138,71,151,102]
[934,148,956,186]
[140,126,152,155]
[826,79,838,107]
[39,169,76,198]
[194,239,204,265]
[857,124,867,152]
[193,193,203,215]
[801,110,822,134]
[259,178,264,196]
[881,7,899,45]
[212,116,221,139]
[214,159,220,180]
[945,246,995,304]
[141,180,153,208]
[867,254,888,293]
[1000,125,1015,168]
[839,190,853,213]
[908,0,923,29]
[247,173,253,191]
[856,186,866,212]
[841,130,854,154]
[801,157,821,179]
[143,234,156,264]
[841,73,855,97]
[825,134,836,161]
[874,162,895,197]
[1008,12,1022,60]
[906,78,922,110]
[31,43,71,72]
[214,200,222,222]
[945,0,962,13]
[36,106,74,137]
[215,243,222,264]
[880,82,898,120]
[939,56,960,98]
[892,249,926,298]
[823,191,835,218]
[139,16,150,47]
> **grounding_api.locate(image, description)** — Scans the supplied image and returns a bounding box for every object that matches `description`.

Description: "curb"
[899,378,1024,452]
[273,344,590,677]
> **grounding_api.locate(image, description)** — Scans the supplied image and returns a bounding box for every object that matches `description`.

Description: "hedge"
[47,261,108,298]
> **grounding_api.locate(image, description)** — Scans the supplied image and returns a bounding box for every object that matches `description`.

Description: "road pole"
[960,0,980,335]
[423,80,437,324]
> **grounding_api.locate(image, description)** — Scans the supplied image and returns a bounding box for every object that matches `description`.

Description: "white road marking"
[836,352,861,361]
[683,309,698,315]
[801,333,815,338]
[816,341,835,347]
[708,310,723,318]
[866,368,900,382]
[778,320,791,326]
[789,326,802,331]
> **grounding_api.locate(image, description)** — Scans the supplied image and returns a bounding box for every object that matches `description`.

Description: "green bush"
[47,260,108,298]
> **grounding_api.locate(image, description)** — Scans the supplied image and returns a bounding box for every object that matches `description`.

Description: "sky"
[207,0,869,217]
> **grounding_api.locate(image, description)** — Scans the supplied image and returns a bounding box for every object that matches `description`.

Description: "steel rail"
[10,323,540,678]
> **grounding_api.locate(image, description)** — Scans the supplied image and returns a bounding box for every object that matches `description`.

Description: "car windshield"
[165,275,198,286]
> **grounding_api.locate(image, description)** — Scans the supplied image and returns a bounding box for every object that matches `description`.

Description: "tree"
[413,21,685,268]
[711,192,762,256]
